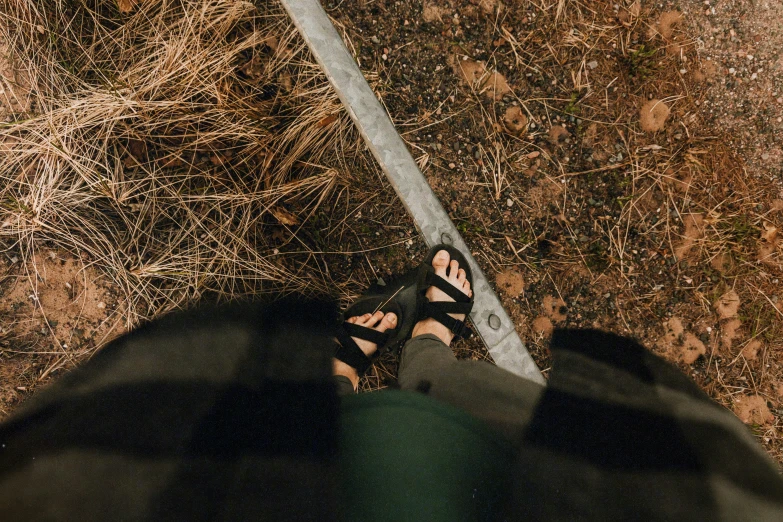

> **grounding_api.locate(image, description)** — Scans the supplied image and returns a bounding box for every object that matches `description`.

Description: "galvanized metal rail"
[281,0,544,383]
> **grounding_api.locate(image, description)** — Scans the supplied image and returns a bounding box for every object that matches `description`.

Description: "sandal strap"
[334,330,372,375]
[430,301,473,315]
[424,269,472,303]
[342,321,391,346]
[423,301,473,339]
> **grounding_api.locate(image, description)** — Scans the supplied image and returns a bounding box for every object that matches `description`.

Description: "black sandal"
[415,244,475,339]
[334,269,420,375]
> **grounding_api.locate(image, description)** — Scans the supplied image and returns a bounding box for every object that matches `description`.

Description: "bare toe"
[377,313,397,332]
[448,259,459,279]
[368,311,384,326]
[432,249,450,275]
[457,268,466,283]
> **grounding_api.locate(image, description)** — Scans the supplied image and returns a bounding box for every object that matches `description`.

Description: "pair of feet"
[333,249,473,388]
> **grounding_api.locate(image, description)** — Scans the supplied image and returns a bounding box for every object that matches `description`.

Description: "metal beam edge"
[280,0,544,384]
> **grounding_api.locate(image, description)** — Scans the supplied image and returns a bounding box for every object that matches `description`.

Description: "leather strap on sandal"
[424,269,471,302]
[343,321,390,346]
[334,323,391,375]
[335,330,371,375]
[420,269,474,339]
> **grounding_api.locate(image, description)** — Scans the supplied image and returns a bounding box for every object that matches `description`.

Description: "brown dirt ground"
[327,0,783,461]
[0,0,428,413]
[0,35,30,119]
[1,0,782,466]
[0,250,124,416]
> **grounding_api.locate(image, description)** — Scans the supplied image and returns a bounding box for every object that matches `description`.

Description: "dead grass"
[2,0,782,464]
[0,0,358,325]
[0,0,405,410]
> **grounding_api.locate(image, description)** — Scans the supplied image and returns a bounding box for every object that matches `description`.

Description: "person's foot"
[333,311,397,389]
[411,250,472,346]
[345,311,398,357]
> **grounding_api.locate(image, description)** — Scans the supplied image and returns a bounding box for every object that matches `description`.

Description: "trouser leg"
[398,334,545,442]
[334,375,356,396]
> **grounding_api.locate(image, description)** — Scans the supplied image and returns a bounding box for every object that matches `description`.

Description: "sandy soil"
[0,36,31,119]
[327,0,783,460]
[1,0,782,463]
[0,251,124,415]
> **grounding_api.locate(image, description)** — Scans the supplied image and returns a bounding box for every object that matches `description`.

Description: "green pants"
[337,334,544,442]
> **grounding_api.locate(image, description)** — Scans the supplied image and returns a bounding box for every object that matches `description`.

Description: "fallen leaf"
[263,35,280,52]
[452,57,512,100]
[127,139,147,162]
[720,318,742,350]
[240,55,265,80]
[269,206,299,226]
[472,0,501,14]
[629,1,641,18]
[318,114,338,127]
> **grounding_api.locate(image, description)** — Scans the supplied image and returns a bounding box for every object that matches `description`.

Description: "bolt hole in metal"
[488,314,501,330]
[280,0,543,383]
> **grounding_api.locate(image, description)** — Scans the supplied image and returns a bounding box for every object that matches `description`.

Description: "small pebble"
[97,302,106,309]
[506,198,513,207]
[448,162,456,169]
[761,153,770,160]
[587,60,598,70]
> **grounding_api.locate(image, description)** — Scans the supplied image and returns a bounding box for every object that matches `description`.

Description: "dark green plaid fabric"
[0,302,781,521]
[508,329,783,520]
